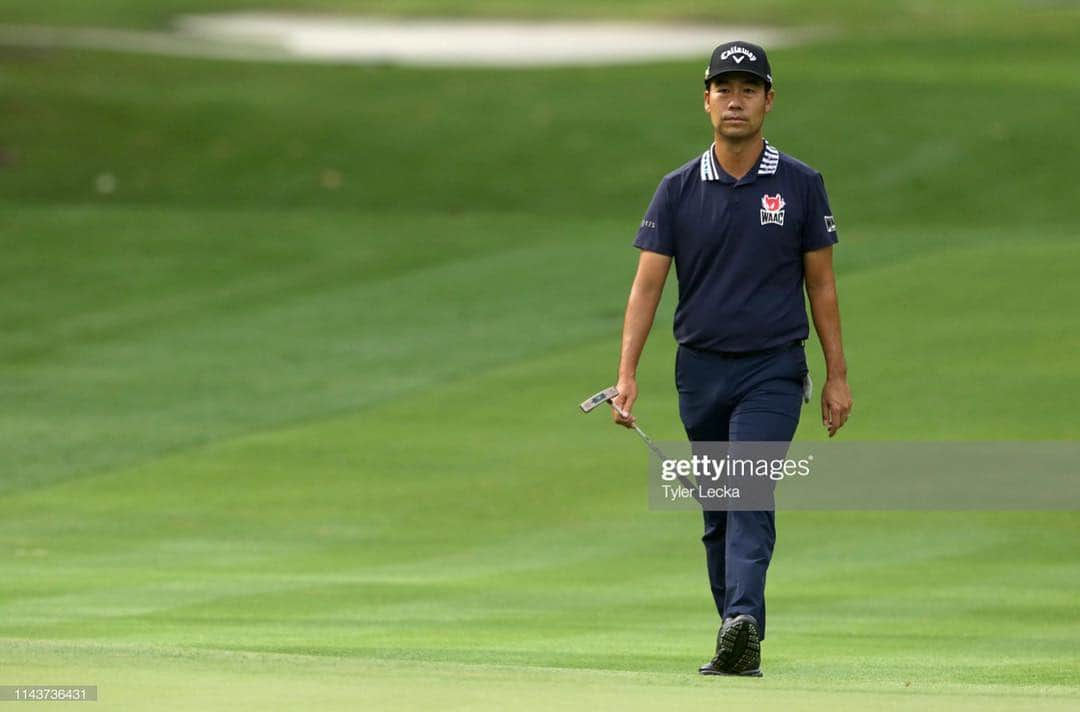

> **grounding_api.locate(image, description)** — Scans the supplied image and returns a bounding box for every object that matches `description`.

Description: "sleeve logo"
[824,215,836,233]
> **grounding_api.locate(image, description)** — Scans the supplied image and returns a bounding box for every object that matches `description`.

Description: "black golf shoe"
[698,614,763,677]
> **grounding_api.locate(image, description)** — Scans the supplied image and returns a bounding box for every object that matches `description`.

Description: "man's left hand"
[821,377,853,437]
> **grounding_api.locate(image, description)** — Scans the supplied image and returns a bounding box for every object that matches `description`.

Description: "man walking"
[612,41,853,676]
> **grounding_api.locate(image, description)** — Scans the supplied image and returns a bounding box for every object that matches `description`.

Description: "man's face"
[704,73,774,140]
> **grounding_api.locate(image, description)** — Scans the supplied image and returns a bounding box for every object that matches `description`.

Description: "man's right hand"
[612,378,638,428]
[612,251,669,431]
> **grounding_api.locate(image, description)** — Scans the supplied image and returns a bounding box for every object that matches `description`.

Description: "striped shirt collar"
[700,139,780,182]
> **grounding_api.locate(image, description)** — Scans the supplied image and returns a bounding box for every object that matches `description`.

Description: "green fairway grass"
[2,2,1079,709]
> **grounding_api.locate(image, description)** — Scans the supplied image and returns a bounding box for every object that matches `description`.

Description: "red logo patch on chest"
[760,193,786,226]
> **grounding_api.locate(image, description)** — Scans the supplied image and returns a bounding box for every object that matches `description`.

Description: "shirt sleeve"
[801,172,839,252]
[632,178,675,256]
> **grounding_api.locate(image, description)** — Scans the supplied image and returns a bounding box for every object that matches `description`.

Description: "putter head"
[579,386,619,413]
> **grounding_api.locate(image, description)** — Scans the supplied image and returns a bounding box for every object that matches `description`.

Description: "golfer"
[612,41,853,676]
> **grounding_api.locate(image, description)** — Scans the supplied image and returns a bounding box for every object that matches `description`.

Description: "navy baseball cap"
[704,41,773,87]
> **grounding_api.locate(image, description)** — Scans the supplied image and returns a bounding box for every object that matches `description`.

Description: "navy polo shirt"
[634,140,839,353]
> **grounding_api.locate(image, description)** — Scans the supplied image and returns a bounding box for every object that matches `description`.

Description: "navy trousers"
[675,342,807,641]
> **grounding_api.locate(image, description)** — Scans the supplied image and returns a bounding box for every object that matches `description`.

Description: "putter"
[579,386,700,498]
[579,386,669,461]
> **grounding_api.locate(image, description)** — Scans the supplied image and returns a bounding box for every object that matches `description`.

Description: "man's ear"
[764,88,775,113]
[703,88,710,112]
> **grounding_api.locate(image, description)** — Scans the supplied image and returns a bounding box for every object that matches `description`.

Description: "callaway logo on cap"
[704,40,773,87]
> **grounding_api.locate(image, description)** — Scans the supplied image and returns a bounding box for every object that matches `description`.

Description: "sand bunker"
[1,14,808,67]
